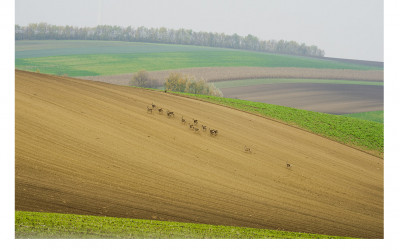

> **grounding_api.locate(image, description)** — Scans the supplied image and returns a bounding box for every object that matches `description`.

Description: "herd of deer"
[147,103,218,136]
[147,103,292,169]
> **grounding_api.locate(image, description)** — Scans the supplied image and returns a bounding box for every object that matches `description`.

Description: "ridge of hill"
[15,70,383,238]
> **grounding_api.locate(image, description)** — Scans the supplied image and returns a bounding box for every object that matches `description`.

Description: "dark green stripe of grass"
[174,92,383,155]
[15,211,351,239]
[341,111,383,123]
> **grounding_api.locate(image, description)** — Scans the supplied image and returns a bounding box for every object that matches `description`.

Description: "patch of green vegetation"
[15,40,382,77]
[14,57,98,76]
[15,211,350,239]
[215,78,384,88]
[15,40,219,59]
[175,92,383,155]
[341,111,383,123]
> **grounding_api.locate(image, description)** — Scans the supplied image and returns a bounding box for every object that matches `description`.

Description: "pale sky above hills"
[15,0,383,61]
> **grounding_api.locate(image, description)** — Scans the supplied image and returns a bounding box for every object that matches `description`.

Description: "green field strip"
[15,51,381,77]
[215,78,384,88]
[15,40,382,77]
[341,110,383,123]
[173,92,383,155]
[15,211,351,239]
[15,40,221,59]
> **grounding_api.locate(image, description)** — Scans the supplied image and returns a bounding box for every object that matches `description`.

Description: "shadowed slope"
[15,70,383,238]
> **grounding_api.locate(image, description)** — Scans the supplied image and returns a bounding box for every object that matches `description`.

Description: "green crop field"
[342,110,384,123]
[15,40,220,59]
[15,211,350,239]
[214,78,384,88]
[173,92,383,155]
[15,40,382,77]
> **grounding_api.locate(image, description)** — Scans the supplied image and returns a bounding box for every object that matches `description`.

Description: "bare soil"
[77,67,384,86]
[16,70,383,238]
[221,83,384,115]
[319,57,383,68]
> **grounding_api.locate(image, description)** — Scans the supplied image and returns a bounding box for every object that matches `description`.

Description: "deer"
[209,129,218,136]
[286,161,292,168]
[147,106,153,114]
[244,145,252,153]
[201,125,207,131]
[189,124,194,130]
[151,103,156,109]
[193,127,200,133]
[181,116,186,124]
[167,110,174,117]
[193,119,198,125]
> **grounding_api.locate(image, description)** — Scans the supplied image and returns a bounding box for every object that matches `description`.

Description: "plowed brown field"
[77,67,384,86]
[15,70,383,238]
[221,83,384,115]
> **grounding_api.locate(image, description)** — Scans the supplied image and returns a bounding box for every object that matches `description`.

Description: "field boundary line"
[166,91,383,159]
[59,74,383,159]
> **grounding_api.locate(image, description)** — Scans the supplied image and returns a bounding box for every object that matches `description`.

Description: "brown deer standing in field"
[244,145,252,153]
[147,106,153,114]
[158,108,163,114]
[193,127,200,133]
[193,119,198,125]
[189,124,194,130]
[286,161,292,168]
[201,125,207,132]
[209,129,218,136]
[181,116,186,124]
[167,110,174,117]
[151,103,156,109]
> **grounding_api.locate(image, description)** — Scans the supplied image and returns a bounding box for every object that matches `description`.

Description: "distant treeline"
[15,23,325,57]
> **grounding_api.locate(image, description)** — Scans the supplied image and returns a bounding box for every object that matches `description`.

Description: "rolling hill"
[15,40,383,77]
[15,70,383,238]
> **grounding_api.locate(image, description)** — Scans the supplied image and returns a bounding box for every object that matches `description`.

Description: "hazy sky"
[15,0,383,61]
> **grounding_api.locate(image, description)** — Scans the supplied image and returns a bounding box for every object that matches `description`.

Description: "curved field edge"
[341,111,384,123]
[171,92,383,156]
[15,211,351,239]
[214,78,383,89]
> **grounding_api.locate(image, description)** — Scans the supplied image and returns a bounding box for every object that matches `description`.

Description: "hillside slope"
[15,70,383,238]
[15,40,382,77]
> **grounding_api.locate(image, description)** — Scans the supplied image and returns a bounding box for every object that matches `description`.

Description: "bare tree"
[130,70,159,88]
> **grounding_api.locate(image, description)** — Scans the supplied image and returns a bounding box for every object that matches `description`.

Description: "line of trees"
[15,23,325,57]
[129,70,223,97]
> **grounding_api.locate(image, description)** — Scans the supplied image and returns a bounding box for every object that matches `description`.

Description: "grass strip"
[173,92,383,156]
[15,211,351,239]
[341,111,383,123]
